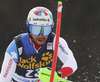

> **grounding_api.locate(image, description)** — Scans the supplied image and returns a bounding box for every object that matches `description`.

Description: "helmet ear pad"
[27,27,31,38]
[26,20,30,29]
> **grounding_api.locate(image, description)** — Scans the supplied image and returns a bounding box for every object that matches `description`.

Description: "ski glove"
[38,67,71,82]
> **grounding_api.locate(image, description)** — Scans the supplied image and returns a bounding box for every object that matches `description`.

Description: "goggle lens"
[29,25,52,36]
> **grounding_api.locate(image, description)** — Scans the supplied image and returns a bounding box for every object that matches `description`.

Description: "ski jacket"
[0,33,77,82]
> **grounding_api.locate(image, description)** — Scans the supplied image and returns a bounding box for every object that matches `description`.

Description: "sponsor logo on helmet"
[33,18,50,22]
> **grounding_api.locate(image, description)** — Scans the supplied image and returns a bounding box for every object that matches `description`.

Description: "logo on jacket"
[17,52,53,70]
[11,51,17,59]
[59,44,68,55]
[41,52,52,61]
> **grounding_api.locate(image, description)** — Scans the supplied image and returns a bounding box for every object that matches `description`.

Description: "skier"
[0,7,78,82]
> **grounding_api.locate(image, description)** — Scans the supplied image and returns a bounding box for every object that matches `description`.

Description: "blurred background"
[0,0,100,82]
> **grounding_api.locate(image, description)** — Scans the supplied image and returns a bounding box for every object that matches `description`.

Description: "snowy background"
[0,0,100,82]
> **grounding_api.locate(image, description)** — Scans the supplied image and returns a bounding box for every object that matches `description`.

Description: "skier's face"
[30,33,48,46]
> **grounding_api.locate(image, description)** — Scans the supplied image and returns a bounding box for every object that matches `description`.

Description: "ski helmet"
[26,7,54,28]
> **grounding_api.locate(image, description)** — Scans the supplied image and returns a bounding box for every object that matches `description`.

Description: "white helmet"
[26,7,54,28]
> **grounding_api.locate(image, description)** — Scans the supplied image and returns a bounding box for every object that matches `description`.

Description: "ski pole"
[50,1,63,82]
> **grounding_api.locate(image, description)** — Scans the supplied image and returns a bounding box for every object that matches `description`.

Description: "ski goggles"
[29,24,53,36]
